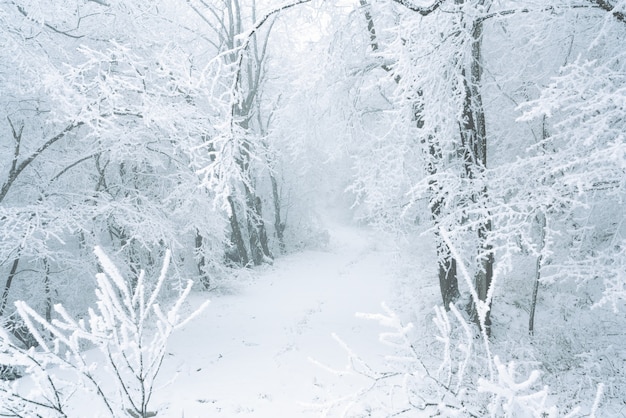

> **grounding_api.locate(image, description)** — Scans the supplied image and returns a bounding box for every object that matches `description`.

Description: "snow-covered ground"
[156,221,397,417]
[5,217,624,417]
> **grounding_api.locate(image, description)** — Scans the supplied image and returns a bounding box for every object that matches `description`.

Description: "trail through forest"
[157,219,396,417]
[2,1,625,416]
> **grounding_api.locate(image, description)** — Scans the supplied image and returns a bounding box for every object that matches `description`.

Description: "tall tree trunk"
[529,211,546,335]
[360,0,460,307]
[242,179,272,266]
[270,172,286,254]
[433,201,460,308]
[236,116,272,266]
[245,187,264,266]
[228,195,249,266]
[426,128,460,309]
[390,0,493,332]
[254,196,272,260]
[460,7,493,335]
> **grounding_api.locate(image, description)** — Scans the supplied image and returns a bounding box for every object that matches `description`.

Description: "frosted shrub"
[314,303,599,417]
[0,328,68,417]
[478,356,558,417]
[1,246,209,418]
[310,303,481,417]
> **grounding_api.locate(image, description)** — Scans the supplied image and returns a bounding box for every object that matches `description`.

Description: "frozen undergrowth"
[0,222,624,417]
[366,227,626,417]
[1,247,209,418]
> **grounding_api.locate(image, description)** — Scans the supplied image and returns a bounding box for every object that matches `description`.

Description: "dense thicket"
[0,0,323,319]
[342,0,626,320]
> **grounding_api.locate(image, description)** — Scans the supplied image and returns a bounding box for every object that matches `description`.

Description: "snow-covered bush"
[478,356,557,417]
[0,247,209,418]
[313,302,600,417]
[0,328,69,417]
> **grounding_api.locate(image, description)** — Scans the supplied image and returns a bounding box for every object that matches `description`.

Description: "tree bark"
[245,188,264,266]
[392,0,494,325]
[0,257,20,317]
[529,211,546,335]
[195,232,211,289]
[459,6,493,335]
[228,195,249,266]
[435,229,460,308]
[270,172,286,254]
[255,196,272,260]
[1,119,82,205]
[428,136,460,308]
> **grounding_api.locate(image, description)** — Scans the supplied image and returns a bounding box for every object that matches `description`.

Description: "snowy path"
[157,223,395,417]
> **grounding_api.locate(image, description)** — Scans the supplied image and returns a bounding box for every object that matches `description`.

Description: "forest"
[1,0,625,416]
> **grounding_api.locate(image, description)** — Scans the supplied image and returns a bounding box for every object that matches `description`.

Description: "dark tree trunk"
[420,97,460,308]
[437,238,460,308]
[460,11,494,335]
[246,203,263,266]
[254,196,272,260]
[243,184,272,266]
[195,232,210,289]
[428,143,460,308]
[236,116,272,266]
[0,257,20,317]
[392,0,494,331]
[270,172,286,254]
[529,212,546,335]
[228,195,249,266]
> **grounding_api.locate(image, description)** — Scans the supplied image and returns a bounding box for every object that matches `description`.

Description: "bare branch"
[230,0,313,125]
[185,0,227,50]
[6,117,23,181]
[391,0,446,16]
[391,0,624,24]
[358,0,396,75]
[16,5,85,39]
[590,0,626,23]
[479,3,625,24]
[0,121,84,204]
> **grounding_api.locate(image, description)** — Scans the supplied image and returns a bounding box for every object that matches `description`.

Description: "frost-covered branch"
[391,0,446,15]
[312,303,483,416]
[8,247,210,418]
[589,0,626,23]
[0,327,68,417]
[313,303,597,416]
[0,120,83,205]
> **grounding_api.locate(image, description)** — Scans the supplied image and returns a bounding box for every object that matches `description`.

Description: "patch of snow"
[155,222,395,417]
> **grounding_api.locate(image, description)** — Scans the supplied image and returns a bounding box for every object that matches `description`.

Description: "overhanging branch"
[591,0,626,23]
[0,121,84,204]
[392,0,624,24]
[479,3,625,24]
[391,0,445,15]
[16,5,85,39]
[230,0,313,126]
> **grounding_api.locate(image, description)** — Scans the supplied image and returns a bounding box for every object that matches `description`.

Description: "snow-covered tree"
[0,0,230,321]
[342,0,626,332]
[192,0,316,266]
